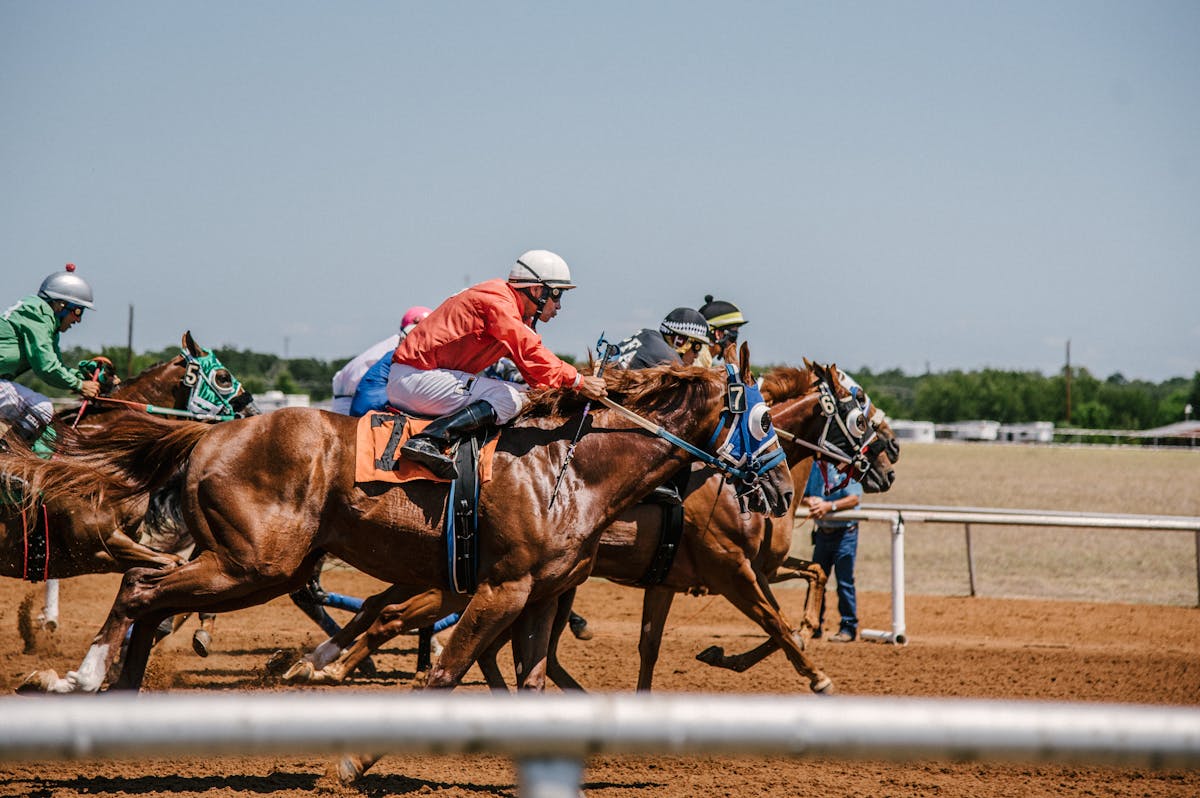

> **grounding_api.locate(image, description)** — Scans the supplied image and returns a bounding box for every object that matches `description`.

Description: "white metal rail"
[1,692,1197,797]
[798,504,1200,644]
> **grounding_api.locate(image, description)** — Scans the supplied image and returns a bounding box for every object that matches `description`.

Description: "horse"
[0,332,257,646]
[281,361,897,696]
[7,351,793,707]
[0,331,256,581]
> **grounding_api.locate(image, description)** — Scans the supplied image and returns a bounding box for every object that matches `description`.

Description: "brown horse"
[9,356,793,699]
[282,361,896,695]
[0,331,256,582]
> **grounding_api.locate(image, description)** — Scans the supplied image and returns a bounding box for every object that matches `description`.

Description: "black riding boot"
[400,400,497,479]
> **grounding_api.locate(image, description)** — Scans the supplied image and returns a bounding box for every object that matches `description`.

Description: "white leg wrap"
[64,644,110,693]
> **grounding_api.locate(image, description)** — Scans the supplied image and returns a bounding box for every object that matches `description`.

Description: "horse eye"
[213,370,233,391]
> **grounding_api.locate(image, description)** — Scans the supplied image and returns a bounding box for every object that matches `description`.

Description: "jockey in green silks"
[0,264,103,454]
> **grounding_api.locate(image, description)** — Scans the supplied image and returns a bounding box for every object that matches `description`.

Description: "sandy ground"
[1,565,1198,798]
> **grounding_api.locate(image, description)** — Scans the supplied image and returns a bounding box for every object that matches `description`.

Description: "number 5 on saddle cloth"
[354,411,500,594]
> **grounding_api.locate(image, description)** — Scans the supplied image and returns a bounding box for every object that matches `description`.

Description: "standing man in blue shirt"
[804,460,863,642]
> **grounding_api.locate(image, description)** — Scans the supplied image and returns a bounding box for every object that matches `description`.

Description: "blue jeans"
[812,524,858,636]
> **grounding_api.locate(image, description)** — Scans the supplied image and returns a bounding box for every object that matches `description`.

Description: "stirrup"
[401,437,459,479]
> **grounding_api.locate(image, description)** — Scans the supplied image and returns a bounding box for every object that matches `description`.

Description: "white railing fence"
[1,692,1197,797]
[799,504,1200,644]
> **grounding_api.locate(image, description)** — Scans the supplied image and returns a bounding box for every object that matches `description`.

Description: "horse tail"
[0,414,211,511]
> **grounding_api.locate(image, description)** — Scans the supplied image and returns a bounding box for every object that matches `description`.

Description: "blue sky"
[3,2,1197,382]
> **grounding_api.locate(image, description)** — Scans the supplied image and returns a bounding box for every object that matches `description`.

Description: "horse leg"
[424,578,532,689]
[699,558,829,670]
[635,586,676,692]
[774,556,828,637]
[545,587,585,691]
[508,595,559,691]
[477,630,513,692]
[192,613,217,657]
[101,529,187,570]
[38,579,59,632]
[285,588,452,685]
[711,560,833,694]
[337,579,534,784]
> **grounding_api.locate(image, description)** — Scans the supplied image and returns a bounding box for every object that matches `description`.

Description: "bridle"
[595,362,787,509]
[78,349,255,423]
[769,370,887,489]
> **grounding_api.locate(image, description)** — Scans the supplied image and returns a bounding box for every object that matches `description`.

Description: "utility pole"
[1064,339,1072,426]
[125,304,135,377]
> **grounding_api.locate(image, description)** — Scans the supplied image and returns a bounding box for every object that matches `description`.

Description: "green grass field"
[791,443,1200,606]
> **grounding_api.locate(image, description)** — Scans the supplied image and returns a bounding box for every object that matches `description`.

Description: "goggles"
[668,334,707,354]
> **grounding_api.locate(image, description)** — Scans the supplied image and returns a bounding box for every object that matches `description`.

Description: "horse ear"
[738,342,751,378]
[802,356,814,371]
[182,331,204,357]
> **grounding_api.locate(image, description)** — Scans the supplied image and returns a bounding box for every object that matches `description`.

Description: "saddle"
[354,410,499,594]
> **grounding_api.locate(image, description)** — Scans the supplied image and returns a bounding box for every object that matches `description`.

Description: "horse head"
[759,360,897,493]
[93,331,258,420]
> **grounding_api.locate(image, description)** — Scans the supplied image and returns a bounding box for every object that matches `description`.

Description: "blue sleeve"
[349,357,391,417]
[803,462,824,498]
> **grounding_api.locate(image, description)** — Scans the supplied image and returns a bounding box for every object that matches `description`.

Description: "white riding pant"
[0,379,54,435]
[387,364,528,424]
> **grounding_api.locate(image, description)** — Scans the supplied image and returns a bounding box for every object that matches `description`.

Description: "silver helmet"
[38,263,95,309]
[508,250,576,290]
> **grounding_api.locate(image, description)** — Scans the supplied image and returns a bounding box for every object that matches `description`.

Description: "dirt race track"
[2,565,1199,798]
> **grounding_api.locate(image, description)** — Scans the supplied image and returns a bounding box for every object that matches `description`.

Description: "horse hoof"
[16,670,59,694]
[335,755,365,785]
[192,629,212,658]
[265,650,293,677]
[812,677,835,695]
[281,660,315,684]
[695,645,726,667]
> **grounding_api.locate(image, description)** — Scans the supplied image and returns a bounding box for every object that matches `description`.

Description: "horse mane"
[759,365,816,405]
[519,364,722,423]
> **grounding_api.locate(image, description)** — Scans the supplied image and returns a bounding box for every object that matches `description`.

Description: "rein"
[594,393,781,484]
[83,396,235,423]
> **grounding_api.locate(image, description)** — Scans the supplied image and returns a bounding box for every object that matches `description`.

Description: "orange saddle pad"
[354,412,498,485]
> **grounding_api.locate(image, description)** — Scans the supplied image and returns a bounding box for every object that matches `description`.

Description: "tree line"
[19,342,1199,431]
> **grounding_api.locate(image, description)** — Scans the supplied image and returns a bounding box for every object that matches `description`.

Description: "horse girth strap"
[635,478,688,588]
[446,428,496,595]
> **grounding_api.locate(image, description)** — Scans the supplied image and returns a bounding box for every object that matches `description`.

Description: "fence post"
[1194,530,1200,608]
[517,756,584,798]
[965,523,977,597]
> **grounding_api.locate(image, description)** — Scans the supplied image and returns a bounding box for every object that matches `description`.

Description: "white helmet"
[38,263,95,309]
[508,250,576,290]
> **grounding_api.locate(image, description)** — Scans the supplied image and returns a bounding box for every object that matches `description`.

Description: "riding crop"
[547,334,619,509]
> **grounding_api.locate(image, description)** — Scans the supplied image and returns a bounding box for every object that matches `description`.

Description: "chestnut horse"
[10,357,792,701]
[282,362,896,695]
[0,331,256,582]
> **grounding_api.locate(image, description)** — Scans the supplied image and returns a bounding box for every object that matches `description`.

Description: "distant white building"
[935,420,1000,441]
[997,421,1054,443]
[888,420,936,443]
[255,390,310,413]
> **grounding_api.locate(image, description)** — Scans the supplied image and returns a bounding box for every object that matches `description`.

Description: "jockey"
[612,307,712,370]
[330,305,432,415]
[390,249,607,479]
[698,295,748,364]
[0,264,101,446]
